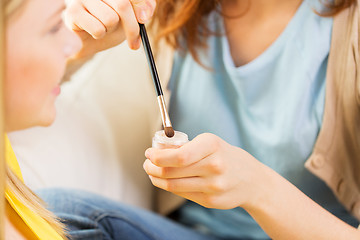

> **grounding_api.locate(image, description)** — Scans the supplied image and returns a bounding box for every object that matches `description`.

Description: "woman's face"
[5,0,82,132]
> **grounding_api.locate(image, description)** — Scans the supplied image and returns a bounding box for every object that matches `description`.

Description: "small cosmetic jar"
[152,130,189,149]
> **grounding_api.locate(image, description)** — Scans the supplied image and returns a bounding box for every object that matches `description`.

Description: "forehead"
[8,0,64,24]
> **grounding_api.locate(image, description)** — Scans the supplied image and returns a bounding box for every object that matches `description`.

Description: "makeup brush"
[139,23,175,138]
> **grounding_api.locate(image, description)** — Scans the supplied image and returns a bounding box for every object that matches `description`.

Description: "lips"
[52,85,61,96]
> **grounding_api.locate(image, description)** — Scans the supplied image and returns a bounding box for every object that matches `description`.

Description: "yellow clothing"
[5,136,64,240]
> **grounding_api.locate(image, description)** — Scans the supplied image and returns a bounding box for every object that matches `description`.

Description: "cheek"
[8,45,65,90]
[5,48,64,129]
[7,54,54,101]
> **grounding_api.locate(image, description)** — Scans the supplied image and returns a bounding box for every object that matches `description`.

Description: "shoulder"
[293,1,333,57]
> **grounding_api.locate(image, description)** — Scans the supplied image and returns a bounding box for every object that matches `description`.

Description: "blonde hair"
[3,0,67,238]
[5,0,23,15]
[0,1,5,238]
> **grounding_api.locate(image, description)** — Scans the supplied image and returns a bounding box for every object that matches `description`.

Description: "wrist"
[241,161,280,213]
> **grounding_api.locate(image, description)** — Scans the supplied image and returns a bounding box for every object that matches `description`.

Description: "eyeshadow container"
[152,130,189,149]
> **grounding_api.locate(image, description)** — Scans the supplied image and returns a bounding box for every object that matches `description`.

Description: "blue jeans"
[37,188,220,240]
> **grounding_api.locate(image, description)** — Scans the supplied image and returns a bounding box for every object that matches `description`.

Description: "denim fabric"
[37,188,219,240]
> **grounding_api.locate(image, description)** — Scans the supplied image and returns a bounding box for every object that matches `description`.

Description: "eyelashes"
[48,20,64,34]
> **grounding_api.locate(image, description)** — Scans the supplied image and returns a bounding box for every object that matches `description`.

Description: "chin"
[39,120,54,127]
[5,107,57,132]
[39,113,56,127]
[33,107,57,128]
[6,118,54,133]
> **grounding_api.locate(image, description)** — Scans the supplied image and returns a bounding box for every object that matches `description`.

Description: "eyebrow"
[47,4,66,21]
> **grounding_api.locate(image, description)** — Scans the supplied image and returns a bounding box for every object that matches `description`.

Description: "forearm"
[145,136,360,239]
[244,165,360,240]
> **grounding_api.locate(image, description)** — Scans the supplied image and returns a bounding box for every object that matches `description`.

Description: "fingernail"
[139,10,149,23]
[145,149,151,158]
[135,37,141,48]
[129,37,140,50]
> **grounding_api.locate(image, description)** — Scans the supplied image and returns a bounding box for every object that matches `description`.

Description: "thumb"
[130,0,156,23]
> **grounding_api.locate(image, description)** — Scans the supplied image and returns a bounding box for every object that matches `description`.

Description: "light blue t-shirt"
[168,1,358,239]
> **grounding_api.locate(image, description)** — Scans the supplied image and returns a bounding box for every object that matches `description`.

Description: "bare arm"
[245,164,360,240]
[144,133,360,239]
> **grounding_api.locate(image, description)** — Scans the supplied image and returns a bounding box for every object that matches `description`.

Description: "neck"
[221,0,303,66]
[221,0,303,20]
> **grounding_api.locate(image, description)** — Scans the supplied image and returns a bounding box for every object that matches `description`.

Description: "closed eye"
[48,20,63,34]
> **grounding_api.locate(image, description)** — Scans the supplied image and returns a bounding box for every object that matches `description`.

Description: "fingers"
[65,0,109,39]
[148,173,243,209]
[145,133,222,167]
[144,159,204,179]
[64,0,156,49]
[174,192,233,210]
[148,174,229,195]
[148,176,208,193]
[102,0,140,49]
[143,155,225,179]
[130,0,156,23]
[89,0,123,37]
[145,155,231,195]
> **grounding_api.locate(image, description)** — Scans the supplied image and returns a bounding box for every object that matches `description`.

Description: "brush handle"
[139,23,163,96]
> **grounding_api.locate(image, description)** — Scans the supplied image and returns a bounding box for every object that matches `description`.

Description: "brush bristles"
[164,127,175,138]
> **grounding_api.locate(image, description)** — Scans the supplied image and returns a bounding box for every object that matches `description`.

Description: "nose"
[63,28,83,58]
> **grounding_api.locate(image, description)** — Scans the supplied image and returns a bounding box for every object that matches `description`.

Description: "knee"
[37,188,101,216]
